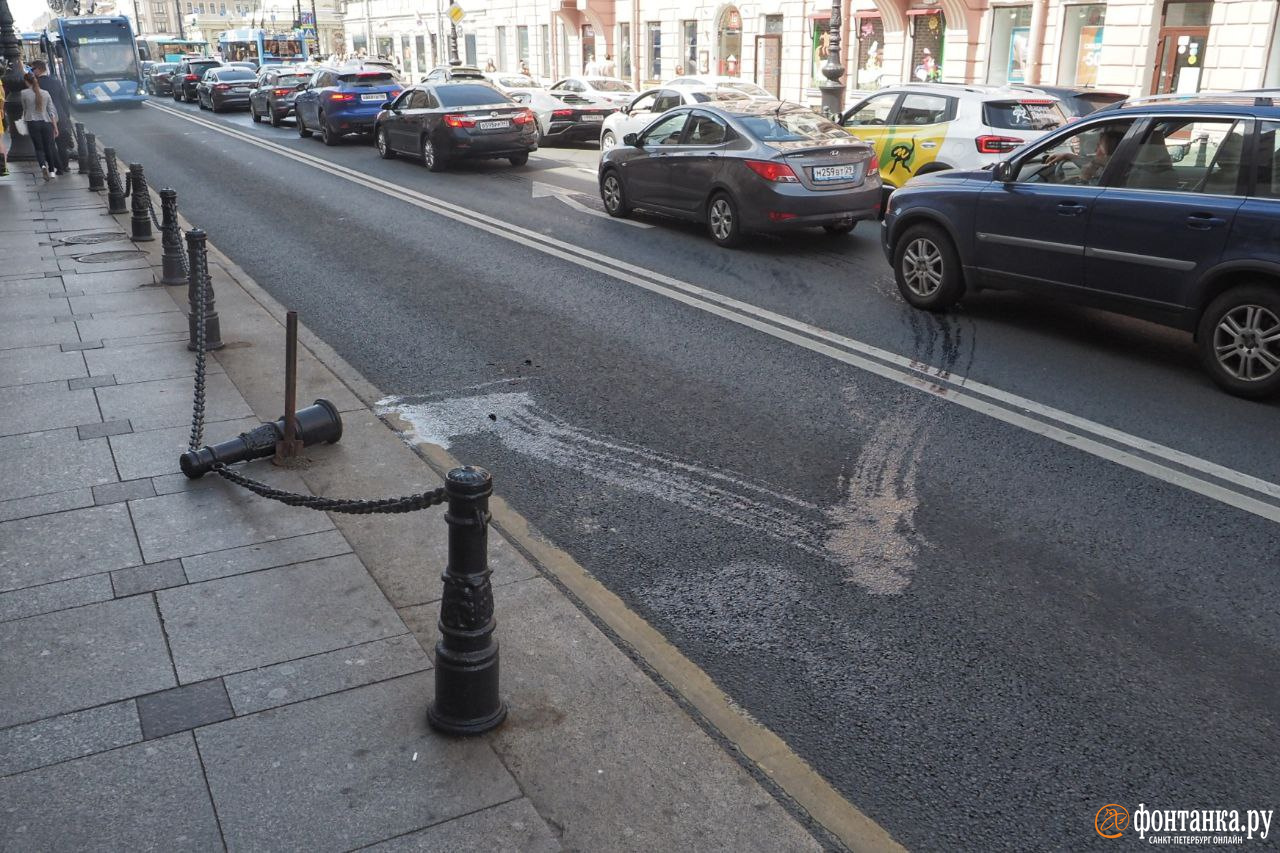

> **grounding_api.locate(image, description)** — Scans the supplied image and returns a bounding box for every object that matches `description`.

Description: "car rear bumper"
[737,181,882,232]
[445,128,539,159]
[211,95,251,108]
[545,121,607,141]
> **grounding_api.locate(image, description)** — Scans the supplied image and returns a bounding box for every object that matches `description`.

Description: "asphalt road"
[81,99,1280,851]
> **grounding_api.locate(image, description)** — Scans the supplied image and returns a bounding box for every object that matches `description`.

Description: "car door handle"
[1056,201,1086,216]
[1186,213,1226,230]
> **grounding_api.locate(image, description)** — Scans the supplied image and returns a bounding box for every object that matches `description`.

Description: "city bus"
[217,28,310,66]
[20,32,47,67]
[139,36,210,63]
[44,16,146,107]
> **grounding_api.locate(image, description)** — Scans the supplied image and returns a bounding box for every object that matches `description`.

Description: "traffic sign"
[447,2,464,24]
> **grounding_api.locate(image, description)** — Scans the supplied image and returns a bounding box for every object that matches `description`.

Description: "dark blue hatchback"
[294,68,402,145]
[882,95,1280,399]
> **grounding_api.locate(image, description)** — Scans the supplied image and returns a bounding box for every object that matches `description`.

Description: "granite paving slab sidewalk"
[0,162,832,852]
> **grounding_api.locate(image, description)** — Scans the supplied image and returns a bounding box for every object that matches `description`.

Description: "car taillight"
[513,109,536,125]
[273,87,292,97]
[551,109,573,118]
[327,92,355,101]
[185,74,198,81]
[976,135,1023,154]
[868,152,879,172]
[443,113,476,128]
[743,159,800,183]
[214,83,230,90]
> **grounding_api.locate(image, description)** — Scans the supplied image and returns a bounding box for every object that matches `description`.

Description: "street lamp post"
[818,0,845,120]
[0,0,33,161]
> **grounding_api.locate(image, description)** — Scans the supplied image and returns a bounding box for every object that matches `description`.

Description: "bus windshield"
[64,21,139,83]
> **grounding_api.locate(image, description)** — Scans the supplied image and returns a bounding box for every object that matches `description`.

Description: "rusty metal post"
[128,163,154,242]
[185,228,224,352]
[104,148,127,214]
[85,133,105,192]
[75,122,88,174]
[159,189,187,285]
[274,311,304,463]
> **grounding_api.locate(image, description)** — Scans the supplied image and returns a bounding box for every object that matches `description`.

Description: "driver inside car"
[1041,126,1127,184]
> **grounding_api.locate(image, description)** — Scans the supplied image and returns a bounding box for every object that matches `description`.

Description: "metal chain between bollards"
[184,243,448,514]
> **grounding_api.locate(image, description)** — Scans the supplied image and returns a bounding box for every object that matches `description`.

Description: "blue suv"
[882,95,1280,399]
[295,67,402,145]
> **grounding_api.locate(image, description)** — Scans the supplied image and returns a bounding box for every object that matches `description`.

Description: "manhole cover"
[58,232,128,245]
[71,250,147,263]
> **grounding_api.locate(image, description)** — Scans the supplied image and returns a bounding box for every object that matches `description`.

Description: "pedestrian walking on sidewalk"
[21,72,61,181]
[31,60,74,173]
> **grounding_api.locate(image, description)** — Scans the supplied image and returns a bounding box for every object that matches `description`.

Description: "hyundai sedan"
[374,82,538,170]
[599,101,881,247]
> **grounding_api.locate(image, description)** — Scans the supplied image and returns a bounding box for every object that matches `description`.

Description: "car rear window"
[435,84,509,107]
[983,100,1066,131]
[276,74,308,86]
[215,70,255,81]
[587,79,633,92]
[691,90,749,103]
[739,110,848,142]
[1077,93,1127,113]
[338,72,396,86]
[192,61,220,72]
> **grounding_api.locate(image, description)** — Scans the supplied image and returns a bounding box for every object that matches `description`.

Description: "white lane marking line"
[530,180,652,228]
[144,101,1280,524]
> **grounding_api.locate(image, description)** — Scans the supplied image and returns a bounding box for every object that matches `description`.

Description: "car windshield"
[435,84,509,107]
[63,21,140,83]
[739,109,849,142]
[587,79,633,92]
[983,100,1067,131]
[338,72,396,87]
[723,81,770,97]
[214,70,255,81]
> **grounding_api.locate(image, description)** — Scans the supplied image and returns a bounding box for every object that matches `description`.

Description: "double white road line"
[146,100,1280,526]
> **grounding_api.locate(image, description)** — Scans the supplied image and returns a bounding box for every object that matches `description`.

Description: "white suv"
[839,83,1068,191]
[598,86,749,150]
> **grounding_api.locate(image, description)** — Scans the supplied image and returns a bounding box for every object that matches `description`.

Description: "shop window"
[986,6,1032,85]
[718,7,742,76]
[910,12,944,81]
[682,20,697,75]
[647,21,661,80]
[1059,4,1106,86]
[496,26,507,70]
[853,14,885,89]
[617,24,630,78]
[1163,0,1213,27]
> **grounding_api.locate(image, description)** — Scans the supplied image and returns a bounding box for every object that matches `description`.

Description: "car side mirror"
[381,100,394,110]
[296,82,306,90]
[623,133,640,147]
[992,161,1014,182]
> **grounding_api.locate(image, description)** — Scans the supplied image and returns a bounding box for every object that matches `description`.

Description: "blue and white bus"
[139,36,210,63]
[218,28,310,66]
[45,16,146,107]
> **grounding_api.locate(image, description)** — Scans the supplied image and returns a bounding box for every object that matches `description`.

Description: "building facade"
[337,0,1280,101]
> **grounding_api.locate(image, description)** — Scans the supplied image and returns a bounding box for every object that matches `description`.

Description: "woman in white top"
[21,72,61,180]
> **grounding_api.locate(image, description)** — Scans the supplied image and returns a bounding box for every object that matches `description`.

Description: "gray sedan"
[598,101,881,247]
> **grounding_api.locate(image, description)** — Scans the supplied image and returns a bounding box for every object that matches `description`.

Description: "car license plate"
[361,93,384,102]
[812,164,858,183]
[583,114,603,122]
[478,119,509,130]
[232,87,250,93]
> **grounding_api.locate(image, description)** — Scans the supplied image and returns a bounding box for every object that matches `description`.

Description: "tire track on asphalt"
[141,100,1280,526]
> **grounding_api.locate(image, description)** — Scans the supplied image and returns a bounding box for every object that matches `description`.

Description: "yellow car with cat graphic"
[840,83,1068,197]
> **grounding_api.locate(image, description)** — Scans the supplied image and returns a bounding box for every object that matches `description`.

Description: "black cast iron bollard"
[159,188,187,286]
[185,229,224,352]
[104,148,127,214]
[85,133,105,192]
[180,400,343,477]
[74,123,88,174]
[428,466,506,735]
[128,164,154,242]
